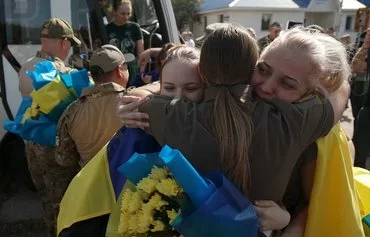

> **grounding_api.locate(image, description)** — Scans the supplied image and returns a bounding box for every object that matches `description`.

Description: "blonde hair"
[113,0,132,11]
[159,44,200,83]
[262,27,351,95]
[199,23,259,195]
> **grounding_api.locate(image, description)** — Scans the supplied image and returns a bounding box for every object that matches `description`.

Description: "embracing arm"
[281,159,316,237]
[328,81,350,124]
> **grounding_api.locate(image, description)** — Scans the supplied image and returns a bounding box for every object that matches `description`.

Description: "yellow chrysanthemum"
[151,220,166,232]
[117,210,129,234]
[136,210,153,233]
[156,178,183,197]
[166,209,180,222]
[148,193,168,211]
[121,189,133,212]
[137,177,158,194]
[128,213,141,233]
[149,166,169,180]
[128,191,143,213]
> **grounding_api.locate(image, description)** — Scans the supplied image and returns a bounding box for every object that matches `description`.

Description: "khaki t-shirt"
[140,85,333,202]
[56,82,125,168]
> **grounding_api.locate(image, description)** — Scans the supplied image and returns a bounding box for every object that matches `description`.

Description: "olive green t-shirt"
[140,85,333,202]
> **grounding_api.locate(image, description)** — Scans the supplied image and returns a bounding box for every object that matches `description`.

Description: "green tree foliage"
[171,0,200,31]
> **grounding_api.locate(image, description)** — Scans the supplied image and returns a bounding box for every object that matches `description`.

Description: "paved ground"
[0,103,368,237]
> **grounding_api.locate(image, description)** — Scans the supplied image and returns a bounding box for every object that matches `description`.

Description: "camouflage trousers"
[25,142,78,237]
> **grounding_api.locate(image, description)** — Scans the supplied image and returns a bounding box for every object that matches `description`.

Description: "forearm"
[280,207,308,237]
[128,82,160,97]
[136,39,144,58]
[352,47,367,73]
[328,80,350,124]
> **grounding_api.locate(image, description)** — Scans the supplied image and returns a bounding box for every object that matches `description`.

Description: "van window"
[132,0,157,27]
[71,0,106,53]
[4,0,51,44]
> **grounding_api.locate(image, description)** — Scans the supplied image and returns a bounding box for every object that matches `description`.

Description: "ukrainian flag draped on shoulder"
[3,60,92,145]
[354,167,370,236]
[57,127,161,236]
[305,124,365,236]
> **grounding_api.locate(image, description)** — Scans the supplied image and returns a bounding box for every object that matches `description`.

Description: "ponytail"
[213,88,253,195]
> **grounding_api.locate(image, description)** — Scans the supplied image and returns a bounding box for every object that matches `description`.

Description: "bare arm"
[116,82,160,128]
[281,207,308,237]
[136,39,144,65]
[351,47,368,73]
[138,47,161,72]
[328,81,350,124]
[281,159,316,237]
[254,200,290,231]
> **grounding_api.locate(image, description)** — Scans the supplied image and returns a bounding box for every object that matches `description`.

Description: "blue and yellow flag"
[3,60,92,145]
[57,127,161,236]
[305,124,365,236]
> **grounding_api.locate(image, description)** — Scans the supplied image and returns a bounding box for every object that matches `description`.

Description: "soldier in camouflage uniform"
[56,45,133,169]
[18,18,81,237]
[257,22,282,52]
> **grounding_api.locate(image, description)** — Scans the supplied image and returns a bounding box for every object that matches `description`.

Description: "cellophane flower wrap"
[3,60,93,145]
[116,145,259,237]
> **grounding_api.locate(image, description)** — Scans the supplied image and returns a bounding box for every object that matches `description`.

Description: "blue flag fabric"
[107,127,161,199]
[61,69,94,96]
[57,127,162,236]
[20,114,56,145]
[28,60,58,90]
[3,61,92,145]
[3,96,32,135]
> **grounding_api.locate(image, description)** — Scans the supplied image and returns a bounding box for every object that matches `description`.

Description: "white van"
[0,0,179,186]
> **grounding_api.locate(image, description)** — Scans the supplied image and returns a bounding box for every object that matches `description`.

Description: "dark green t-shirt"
[106,21,143,83]
[106,21,143,56]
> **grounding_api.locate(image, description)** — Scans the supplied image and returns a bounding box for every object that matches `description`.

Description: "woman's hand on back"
[116,94,150,128]
[253,200,291,232]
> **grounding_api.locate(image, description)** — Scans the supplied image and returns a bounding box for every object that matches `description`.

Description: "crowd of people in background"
[14,0,370,236]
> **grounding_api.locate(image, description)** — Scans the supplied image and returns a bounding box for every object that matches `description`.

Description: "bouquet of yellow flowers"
[110,145,259,237]
[118,166,184,236]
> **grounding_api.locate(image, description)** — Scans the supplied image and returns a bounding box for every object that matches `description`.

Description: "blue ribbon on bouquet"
[119,145,259,237]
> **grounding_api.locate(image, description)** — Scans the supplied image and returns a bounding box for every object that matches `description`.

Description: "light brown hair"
[159,44,200,84]
[199,23,259,195]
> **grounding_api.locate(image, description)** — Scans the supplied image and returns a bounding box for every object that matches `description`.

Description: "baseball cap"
[90,44,135,77]
[40,17,81,46]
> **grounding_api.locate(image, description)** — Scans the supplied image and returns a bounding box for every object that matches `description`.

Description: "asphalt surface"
[0,103,368,237]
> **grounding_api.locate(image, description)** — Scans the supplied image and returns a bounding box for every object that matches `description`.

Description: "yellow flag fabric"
[31,76,70,114]
[57,145,115,236]
[353,167,370,236]
[305,124,365,237]
[22,100,40,123]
